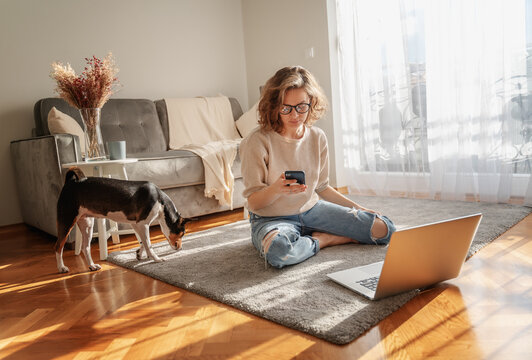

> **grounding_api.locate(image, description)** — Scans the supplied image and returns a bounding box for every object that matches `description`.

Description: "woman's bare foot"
[312,232,358,249]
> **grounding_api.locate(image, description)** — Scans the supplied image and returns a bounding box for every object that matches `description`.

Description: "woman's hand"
[317,186,381,214]
[357,206,381,215]
[246,173,307,211]
[274,173,307,195]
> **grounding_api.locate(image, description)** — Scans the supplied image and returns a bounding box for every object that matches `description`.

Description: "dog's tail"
[64,166,86,183]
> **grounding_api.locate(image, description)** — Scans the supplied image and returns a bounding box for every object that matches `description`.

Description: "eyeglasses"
[279,103,311,115]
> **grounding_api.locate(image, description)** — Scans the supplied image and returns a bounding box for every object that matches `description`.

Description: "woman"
[240,66,396,268]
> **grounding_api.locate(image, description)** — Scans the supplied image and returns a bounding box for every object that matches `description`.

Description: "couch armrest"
[10,134,81,236]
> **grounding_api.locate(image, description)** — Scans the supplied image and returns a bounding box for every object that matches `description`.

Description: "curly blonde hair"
[258,66,327,133]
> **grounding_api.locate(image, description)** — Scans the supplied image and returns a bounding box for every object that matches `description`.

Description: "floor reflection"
[354,284,483,359]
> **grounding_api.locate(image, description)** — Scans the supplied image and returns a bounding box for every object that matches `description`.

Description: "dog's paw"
[89,264,102,271]
[58,266,69,273]
[152,256,165,263]
[136,248,143,260]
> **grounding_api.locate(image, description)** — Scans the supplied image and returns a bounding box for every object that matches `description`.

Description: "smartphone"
[285,170,305,185]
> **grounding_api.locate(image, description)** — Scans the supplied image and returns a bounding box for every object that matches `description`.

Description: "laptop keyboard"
[357,276,379,291]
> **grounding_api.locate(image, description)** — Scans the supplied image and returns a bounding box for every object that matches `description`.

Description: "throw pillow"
[235,102,259,138]
[47,107,86,155]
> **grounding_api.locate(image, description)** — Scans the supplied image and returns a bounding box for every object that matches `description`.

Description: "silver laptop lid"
[373,213,482,299]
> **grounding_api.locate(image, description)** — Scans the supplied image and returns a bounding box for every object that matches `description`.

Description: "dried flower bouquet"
[50,53,120,109]
[50,53,120,159]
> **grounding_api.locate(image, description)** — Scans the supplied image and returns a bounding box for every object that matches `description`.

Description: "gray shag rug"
[107,195,531,344]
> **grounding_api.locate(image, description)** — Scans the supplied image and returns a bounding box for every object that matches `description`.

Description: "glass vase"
[79,108,106,161]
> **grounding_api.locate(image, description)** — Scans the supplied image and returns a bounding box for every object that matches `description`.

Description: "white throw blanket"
[181,139,240,208]
[165,96,242,208]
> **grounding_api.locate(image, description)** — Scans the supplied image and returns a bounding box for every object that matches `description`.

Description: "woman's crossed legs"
[250,200,396,268]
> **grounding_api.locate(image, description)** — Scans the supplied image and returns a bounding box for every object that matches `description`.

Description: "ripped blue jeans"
[249,200,396,269]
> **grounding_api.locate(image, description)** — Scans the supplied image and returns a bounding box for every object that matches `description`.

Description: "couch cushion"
[125,150,242,189]
[236,102,259,138]
[47,107,86,155]
[35,98,167,154]
[35,98,81,136]
[99,99,167,154]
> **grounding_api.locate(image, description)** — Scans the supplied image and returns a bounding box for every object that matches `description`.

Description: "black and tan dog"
[55,167,189,273]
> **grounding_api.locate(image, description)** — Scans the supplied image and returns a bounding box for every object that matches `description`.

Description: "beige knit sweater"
[239,126,329,216]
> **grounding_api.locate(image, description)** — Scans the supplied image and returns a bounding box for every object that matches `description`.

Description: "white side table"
[62,158,138,260]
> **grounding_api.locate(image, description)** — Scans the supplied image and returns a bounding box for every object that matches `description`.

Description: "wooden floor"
[1,207,531,359]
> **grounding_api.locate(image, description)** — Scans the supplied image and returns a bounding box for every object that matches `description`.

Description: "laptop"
[327,213,482,300]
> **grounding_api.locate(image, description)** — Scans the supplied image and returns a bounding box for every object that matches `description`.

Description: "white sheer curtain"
[335,0,532,204]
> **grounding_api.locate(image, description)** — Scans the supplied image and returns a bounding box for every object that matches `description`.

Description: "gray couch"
[10,97,246,240]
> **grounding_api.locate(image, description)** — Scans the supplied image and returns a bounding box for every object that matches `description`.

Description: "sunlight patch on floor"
[235,333,314,359]
[0,270,106,295]
[0,312,62,352]
[113,292,182,312]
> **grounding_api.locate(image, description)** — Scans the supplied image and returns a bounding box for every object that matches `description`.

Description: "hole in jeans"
[261,229,280,269]
[262,230,280,255]
[371,217,388,241]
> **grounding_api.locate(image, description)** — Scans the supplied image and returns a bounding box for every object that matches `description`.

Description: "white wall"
[0,0,248,226]
[241,0,339,186]
[0,0,342,227]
